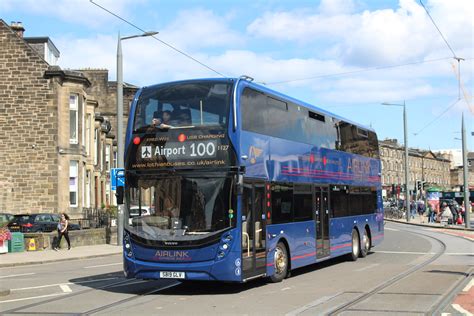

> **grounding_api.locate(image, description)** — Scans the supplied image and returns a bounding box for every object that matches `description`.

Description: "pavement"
[385,213,474,232]
[0,244,122,268]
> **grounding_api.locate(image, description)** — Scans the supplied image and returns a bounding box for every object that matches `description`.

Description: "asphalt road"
[0,222,472,315]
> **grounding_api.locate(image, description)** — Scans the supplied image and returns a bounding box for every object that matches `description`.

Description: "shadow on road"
[68,253,362,296]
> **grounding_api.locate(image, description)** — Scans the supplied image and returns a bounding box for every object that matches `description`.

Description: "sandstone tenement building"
[0,20,137,217]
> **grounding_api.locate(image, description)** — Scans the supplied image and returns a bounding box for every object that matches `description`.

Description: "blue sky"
[1,0,472,151]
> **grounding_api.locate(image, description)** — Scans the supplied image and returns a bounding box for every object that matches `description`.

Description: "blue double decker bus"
[123,76,383,283]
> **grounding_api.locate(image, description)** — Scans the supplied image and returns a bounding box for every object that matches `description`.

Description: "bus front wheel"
[348,229,360,261]
[270,242,288,283]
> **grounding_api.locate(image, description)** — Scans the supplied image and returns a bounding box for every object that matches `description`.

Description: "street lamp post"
[117,31,158,246]
[382,101,410,222]
[461,113,471,229]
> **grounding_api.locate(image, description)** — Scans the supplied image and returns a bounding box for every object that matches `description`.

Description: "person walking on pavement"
[440,202,453,225]
[54,213,71,250]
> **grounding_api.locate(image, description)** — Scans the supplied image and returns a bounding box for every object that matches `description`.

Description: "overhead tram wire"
[264,57,452,85]
[419,0,458,58]
[413,98,461,136]
[89,0,227,78]
[419,0,466,100]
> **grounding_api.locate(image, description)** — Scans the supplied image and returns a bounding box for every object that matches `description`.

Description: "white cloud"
[247,0,473,66]
[159,9,244,50]
[0,0,136,28]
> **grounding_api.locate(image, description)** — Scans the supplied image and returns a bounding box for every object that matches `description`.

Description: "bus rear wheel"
[270,242,288,283]
[348,229,360,261]
[360,228,370,258]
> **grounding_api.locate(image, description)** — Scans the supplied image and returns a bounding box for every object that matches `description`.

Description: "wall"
[0,20,58,213]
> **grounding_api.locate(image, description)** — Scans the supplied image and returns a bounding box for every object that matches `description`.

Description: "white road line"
[286,292,344,316]
[0,292,67,304]
[84,262,122,269]
[59,284,72,293]
[384,228,400,231]
[355,263,379,272]
[0,272,35,279]
[375,251,436,255]
[463,278,474,292]
[452,304,473,316]
[11,277,119,291]
[445,253,474,256]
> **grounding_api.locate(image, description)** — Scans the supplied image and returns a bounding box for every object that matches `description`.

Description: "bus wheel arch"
[360,225,371,258]
[270,239,290,283]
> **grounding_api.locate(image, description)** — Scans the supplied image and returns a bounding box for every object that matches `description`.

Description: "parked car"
[7,214,80,233]
[0,213,14,227]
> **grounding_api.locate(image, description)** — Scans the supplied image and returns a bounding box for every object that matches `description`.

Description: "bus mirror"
[116,186,124,205]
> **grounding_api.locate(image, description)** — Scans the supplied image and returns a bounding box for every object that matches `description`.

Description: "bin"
[8,232,24,252]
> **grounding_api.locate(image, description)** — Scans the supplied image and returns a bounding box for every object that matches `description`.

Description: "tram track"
[327,226,451,315]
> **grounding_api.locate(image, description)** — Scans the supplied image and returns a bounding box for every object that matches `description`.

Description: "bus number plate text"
[160,271,185,279]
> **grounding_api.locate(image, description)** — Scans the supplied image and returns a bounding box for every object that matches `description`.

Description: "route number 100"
[190,142,216,157]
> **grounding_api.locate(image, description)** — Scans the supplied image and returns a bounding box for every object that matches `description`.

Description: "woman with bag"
[54,213,71,250]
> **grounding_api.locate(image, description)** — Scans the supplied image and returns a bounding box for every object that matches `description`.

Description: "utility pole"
[461,113,470,228]
[383,101,410,221]
[116,31,158,246]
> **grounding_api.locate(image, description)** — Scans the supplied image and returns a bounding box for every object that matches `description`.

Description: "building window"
[81,97,86,146]
[106,144,111,172]
[69,160,78,207]
[94,128,98,166]
[69,94,79,144]
[86,114,91,155]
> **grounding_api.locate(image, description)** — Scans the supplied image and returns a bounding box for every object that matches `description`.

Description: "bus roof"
[141,77,376,133]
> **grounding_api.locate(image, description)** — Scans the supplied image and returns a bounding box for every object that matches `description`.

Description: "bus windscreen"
[133,82,232,131]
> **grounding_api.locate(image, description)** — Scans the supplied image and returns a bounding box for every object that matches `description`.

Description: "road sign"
[111,168,125,191]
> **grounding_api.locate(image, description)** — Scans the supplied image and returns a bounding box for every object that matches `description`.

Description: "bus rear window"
[134,82,232,131]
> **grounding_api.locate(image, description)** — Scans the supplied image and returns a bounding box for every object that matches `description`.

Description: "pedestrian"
[54,213,71,250]
[426,205,434,223]
[410,200,416,219]
[440,202,453,225]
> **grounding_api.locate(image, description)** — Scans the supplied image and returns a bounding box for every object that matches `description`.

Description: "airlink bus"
[123,76,383,283]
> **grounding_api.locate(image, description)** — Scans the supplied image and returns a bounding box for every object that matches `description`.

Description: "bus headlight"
[217,251,226,258]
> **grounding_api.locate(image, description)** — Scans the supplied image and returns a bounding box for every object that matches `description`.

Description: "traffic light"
[417,181,422,191]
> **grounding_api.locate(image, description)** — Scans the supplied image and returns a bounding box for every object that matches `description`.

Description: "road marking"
[452,304,473,316]
[355,263,379,272]
[0,292,67,304]
[375,251,436,255]
[463,278,473,292]
[445,253,474,256]
[59,284,72,293]
[0,272,35,279]
[281,287,292,291]
[11,277,119,291]
[286,292,344,316]
[84,262,122,269]
[384,228,400,231]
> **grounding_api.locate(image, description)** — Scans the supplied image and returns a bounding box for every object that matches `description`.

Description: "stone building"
[0,20,123,217]
[448,152,474,189]
[379,139,451,197]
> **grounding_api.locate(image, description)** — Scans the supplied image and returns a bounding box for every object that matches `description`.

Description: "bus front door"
[242,182,266,280]
[315,186,330,258]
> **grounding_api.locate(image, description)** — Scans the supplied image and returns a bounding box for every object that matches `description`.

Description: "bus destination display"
[128,130,234,169]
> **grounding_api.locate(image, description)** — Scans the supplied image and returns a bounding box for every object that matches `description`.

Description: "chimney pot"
[10,21,25,38]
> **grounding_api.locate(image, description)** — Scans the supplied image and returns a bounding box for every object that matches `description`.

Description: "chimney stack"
[10,21,25,37]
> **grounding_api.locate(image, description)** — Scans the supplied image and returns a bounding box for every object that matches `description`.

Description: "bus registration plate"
[160,271,185,279]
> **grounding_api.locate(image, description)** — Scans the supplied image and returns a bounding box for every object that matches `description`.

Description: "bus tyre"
[360,228,370,258]
[270,242,288,283]
[349,229,360,261]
